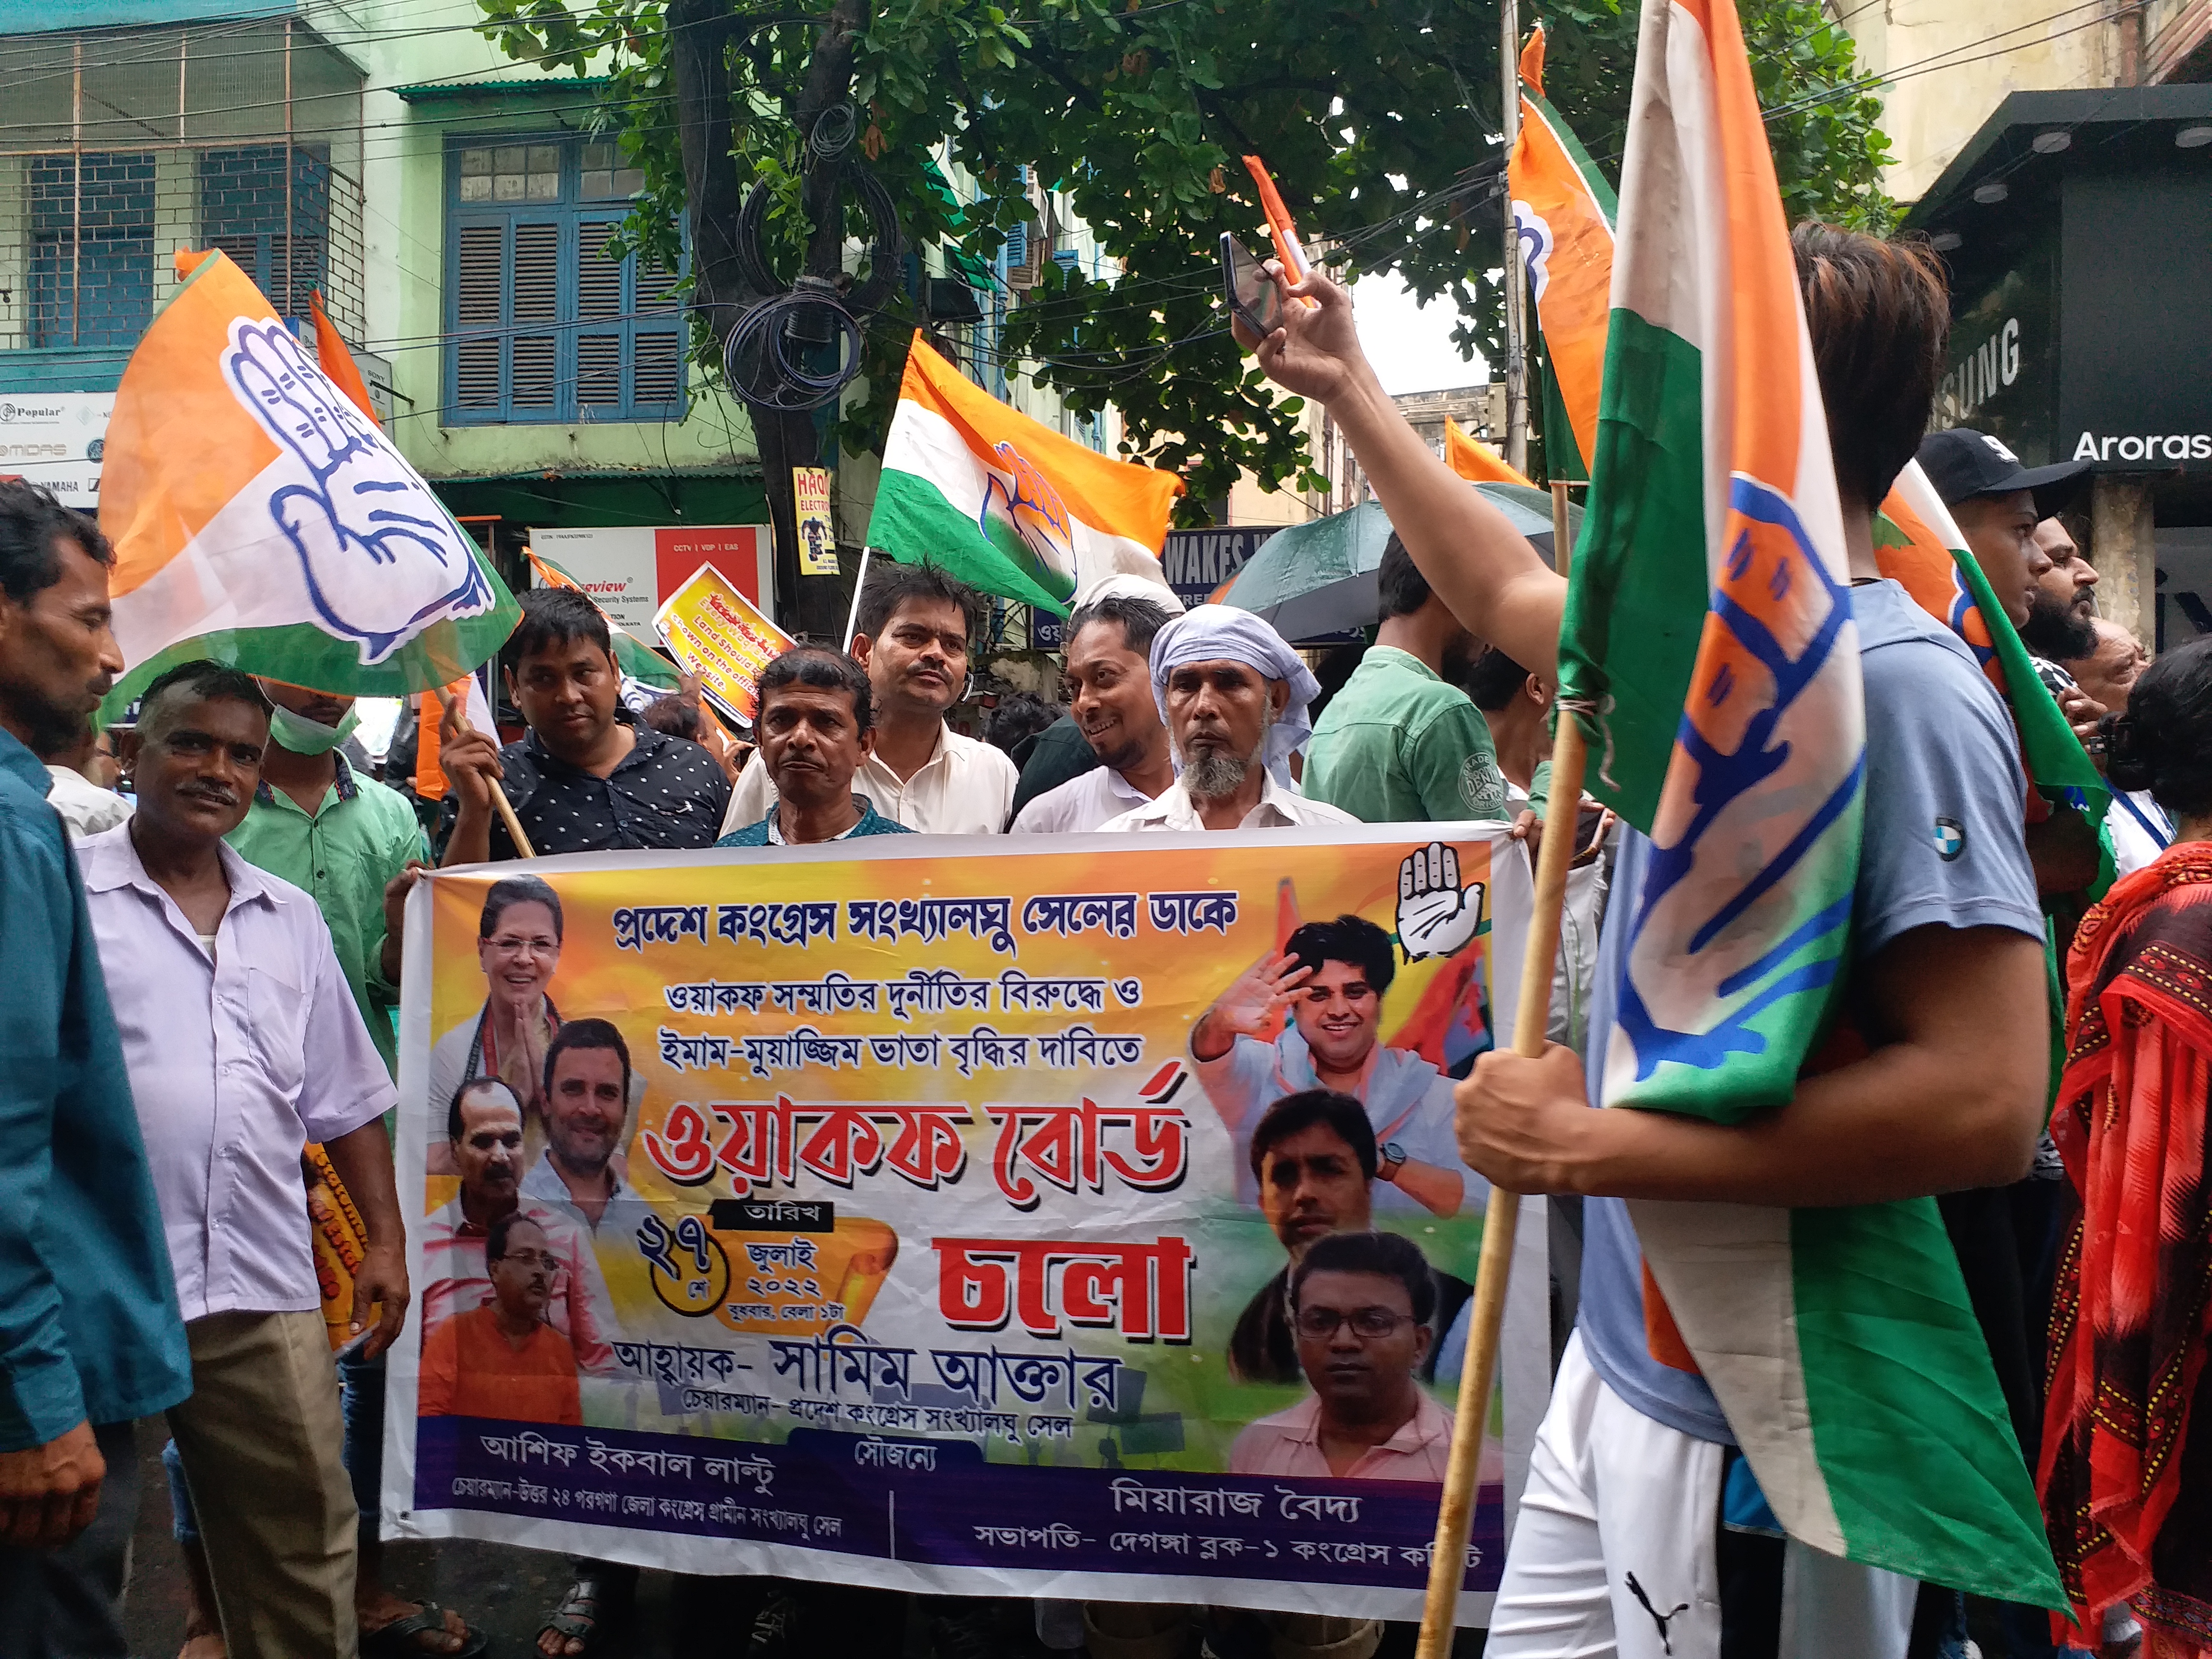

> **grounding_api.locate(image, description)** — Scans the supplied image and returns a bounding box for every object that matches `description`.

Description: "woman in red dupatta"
[2041,637,2212,1657]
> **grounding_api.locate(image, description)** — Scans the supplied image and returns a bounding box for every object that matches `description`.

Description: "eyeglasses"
[1294,1306,1413,1340]
[485,935,559,957]
[493,1250,562,1273]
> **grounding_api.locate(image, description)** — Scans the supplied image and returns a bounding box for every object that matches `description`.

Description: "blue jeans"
[164,1347,384,1544]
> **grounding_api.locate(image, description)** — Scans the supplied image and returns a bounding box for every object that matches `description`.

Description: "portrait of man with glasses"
[1227,1229,1459,1483]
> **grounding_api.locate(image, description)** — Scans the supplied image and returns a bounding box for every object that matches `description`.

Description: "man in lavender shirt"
[84,661,405,1659]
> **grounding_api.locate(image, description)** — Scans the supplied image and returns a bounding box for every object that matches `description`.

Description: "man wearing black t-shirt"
[439,587,729,866]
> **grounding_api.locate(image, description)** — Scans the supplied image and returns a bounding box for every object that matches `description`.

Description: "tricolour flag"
[101,250,516,705]
[1444,417,1533,487]
[1509,26,1616,482]
[1558,0,2064,1605]
[1881,461,2104,808]
[867,332,1180,614]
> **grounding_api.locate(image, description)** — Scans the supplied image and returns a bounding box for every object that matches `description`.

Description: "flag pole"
[1414,480,1582,1659]
[1500,0,1529,476]
[432,684,537,860]
[842,546,872,653]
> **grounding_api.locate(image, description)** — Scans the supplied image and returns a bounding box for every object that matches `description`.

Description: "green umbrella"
[1219,483,1579,643]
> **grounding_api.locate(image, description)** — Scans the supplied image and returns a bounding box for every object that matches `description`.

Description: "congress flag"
[867,332,1179,614]
[1509,26,1616,482]
[100,250,516,704]
[1444,418,1533,487]
[1557,0,2063,1605]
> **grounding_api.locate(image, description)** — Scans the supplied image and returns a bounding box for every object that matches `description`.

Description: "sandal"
[359,1603,488,1659]
[538,1573,625,1659]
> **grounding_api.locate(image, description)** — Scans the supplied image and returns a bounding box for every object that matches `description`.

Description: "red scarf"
[2039,840,2212,1647]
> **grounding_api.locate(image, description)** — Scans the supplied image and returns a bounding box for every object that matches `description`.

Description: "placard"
[653,562,795,728]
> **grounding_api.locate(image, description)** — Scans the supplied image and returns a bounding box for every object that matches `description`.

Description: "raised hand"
[1397,841,1485,962]
[226,320,495,664]
[1244,263,1373,408]
[1191,950,1314,1062]
[435,689,502,816]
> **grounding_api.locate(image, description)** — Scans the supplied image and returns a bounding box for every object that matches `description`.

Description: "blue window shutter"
[446,138,685,424]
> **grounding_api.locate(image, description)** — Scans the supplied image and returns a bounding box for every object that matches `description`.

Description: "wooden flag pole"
[433,685,537,860]
[1414,481,1583,1658]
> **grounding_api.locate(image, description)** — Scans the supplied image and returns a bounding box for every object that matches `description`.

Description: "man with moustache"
[79,661,408,1659]
[420,1078,615,1369]
[1011,586,1178,833]
[0,481,191,1650]
[1228,1092,1473,1384]
[2023,515,2099,661]
[719,564,1015,835]
[439,586,731,866]
[1306,536,1508,824]
[1097,604,1356,832]
[716,649,913,846]
[520,1022,635,1232]
[420,1214,582,1428]
[1229,1229,1455,1482]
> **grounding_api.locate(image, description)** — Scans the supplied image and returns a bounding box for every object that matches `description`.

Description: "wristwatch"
[1378,1140,1407,1181]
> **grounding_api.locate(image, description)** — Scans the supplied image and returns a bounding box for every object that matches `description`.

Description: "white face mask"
[266,700,361,756]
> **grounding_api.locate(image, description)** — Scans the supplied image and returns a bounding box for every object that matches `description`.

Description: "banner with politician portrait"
[385,827,1547,1624]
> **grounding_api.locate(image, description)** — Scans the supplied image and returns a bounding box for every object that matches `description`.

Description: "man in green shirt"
[1305,536,1508,823]
[226,679,426,1076]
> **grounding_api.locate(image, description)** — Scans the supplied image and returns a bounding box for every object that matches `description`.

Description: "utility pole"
[1500,0,1528,476]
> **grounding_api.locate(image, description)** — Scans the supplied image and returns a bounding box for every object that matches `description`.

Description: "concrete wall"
[354,0,757,485]
[1835,1,2123,203]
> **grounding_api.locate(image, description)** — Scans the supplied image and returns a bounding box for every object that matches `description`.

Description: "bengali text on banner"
[385,829,1546,1623]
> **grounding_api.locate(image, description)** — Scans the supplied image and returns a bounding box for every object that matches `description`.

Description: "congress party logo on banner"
[385,830,1545,1626]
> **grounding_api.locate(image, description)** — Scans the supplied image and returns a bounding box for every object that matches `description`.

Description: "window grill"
[0,21,364,351]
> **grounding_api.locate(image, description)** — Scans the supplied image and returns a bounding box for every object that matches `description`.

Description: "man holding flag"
[1244,0,2064,1651]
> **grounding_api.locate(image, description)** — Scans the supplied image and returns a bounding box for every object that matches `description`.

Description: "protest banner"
[653,561,796,728]
[385,828,1547,1623]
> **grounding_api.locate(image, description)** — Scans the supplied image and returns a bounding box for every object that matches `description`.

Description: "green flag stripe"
[869,467,1077,615]
[1793,1203,2068,1605]
[102,589,518,719]
[1557,307,1707,829]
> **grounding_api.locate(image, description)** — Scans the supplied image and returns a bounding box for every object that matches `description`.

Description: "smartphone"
[1220,232,1283,339]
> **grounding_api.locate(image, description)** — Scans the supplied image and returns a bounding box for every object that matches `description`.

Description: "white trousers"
[1486,1332,1917,1659]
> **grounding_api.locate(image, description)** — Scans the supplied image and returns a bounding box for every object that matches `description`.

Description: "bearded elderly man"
[1096,604,1356,833]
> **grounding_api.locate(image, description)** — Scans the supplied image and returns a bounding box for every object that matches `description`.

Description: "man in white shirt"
[38,722,130,839]
[83,661,405,1659]
[719,563,1015,835]
[1098,604,1357,832]
[1012,586,1178,833]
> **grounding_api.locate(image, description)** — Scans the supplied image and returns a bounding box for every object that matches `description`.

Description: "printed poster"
[385,828,1546,1624]
[652,563,795,729]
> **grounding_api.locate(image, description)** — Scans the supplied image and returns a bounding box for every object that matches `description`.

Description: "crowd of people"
[0,212,2204,1659]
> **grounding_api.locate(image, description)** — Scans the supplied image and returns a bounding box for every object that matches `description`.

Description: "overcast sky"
[1350,268,1489,397]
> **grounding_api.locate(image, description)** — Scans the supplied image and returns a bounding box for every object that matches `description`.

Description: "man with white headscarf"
[1096,604,1357,832]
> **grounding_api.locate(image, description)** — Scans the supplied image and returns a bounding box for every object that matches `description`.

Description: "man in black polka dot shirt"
[439,588,731,865]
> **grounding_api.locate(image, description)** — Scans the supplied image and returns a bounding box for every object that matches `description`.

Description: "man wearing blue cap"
[1096,604,1357,832]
